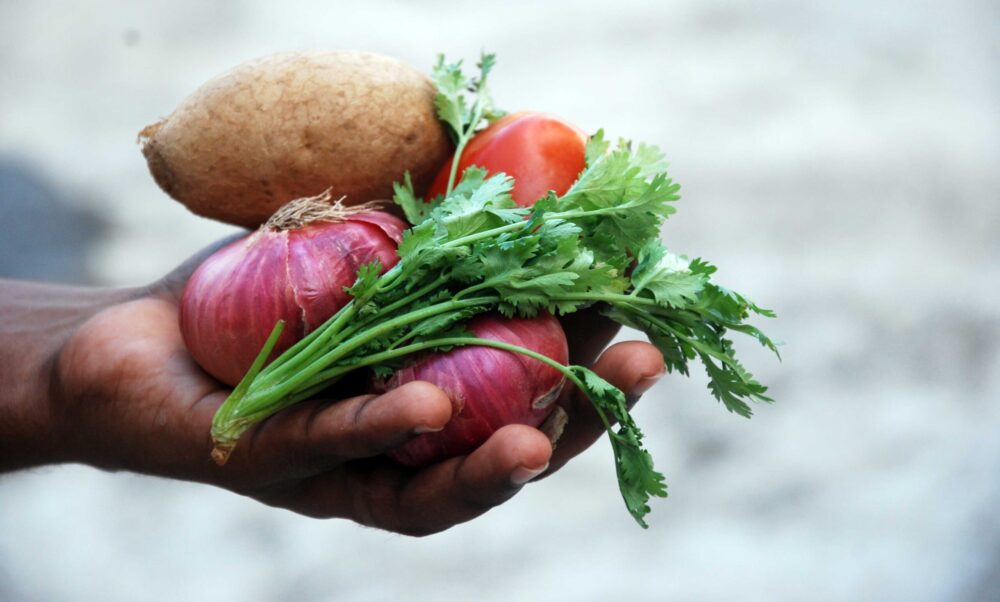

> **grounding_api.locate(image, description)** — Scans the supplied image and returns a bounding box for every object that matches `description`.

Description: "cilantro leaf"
[393,172,440,226]
[630,240,707,307]
[634,142,669,179]
[585,129,610,166]
[571,366,667,528]
[560,143,681,260]
[344,259,383,309]
[430,54,470,144]
[405,307,480,341]
[433,169,519,239]
[431,52,503,197]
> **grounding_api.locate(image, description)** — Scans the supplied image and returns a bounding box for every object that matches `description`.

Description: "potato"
[139,50,452,228]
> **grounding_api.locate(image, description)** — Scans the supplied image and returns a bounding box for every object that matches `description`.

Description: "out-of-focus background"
[2,0,998,600]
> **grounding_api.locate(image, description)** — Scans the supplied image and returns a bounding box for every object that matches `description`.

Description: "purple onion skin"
[180,212,405,386]
[380,313,569,467]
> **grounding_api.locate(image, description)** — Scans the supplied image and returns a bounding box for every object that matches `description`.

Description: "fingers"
[276,425,553,536]
[231,381,453,477]
[548,340,665,472]
[239,342,660,531]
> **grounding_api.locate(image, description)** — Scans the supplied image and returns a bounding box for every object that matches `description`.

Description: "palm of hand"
[54,273,663,535]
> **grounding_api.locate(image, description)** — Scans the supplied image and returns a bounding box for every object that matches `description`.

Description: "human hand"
[17,239,664,536]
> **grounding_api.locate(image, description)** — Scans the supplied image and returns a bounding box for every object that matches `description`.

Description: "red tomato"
[426,112,588,207]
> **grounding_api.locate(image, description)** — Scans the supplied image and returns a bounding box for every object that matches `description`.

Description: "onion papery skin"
[380,313,569,467]
[180,212,405,386]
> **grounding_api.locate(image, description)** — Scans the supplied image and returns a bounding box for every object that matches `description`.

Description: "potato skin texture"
[140,51,452,228]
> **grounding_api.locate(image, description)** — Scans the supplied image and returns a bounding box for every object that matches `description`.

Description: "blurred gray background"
[1,0,998,600]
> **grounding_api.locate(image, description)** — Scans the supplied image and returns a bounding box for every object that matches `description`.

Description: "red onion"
[180,194,406,386]
[379,313,569,466]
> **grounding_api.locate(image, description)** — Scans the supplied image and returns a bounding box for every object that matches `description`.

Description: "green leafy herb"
[431,52,503,198]
[570,365,667,527]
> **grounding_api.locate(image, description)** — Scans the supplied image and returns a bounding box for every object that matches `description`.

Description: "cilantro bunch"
[210,54,777,527]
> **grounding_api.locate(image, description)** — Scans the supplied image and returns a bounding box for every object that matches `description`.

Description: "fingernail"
[414,424,445,434]
[632,369,666,398]
[540,407,569,448]
[510,462,549,486]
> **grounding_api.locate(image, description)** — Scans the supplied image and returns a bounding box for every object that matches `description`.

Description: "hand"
[9,239,665,536]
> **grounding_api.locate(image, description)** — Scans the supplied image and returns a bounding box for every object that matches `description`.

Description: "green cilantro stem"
[432,53,500,197]
[210,319,286,459]
[246,297,496,411]
[445,109,480,196]
[261,300,359,380]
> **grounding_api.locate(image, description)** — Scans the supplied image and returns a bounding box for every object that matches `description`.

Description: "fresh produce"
[180,192,405,386]
[426,112,588,207]
[139,50,452,228]
[196,53,776,527]
[377,313,568,467]
[387,108,586,466]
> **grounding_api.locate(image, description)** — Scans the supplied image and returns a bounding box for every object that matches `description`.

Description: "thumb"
[149,231,248,302]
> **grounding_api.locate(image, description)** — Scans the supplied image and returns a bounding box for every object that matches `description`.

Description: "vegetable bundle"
[201,54,778,527]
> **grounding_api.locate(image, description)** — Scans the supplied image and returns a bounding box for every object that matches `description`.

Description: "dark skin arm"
[0,240,664,536]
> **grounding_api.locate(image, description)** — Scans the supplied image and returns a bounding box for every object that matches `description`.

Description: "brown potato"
[139,50,452,228]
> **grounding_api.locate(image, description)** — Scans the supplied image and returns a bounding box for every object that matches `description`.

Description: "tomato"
[426,112,588,207]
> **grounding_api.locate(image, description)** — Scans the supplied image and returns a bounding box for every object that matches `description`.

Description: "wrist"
[0,280,141,471]
[0,345,61,469]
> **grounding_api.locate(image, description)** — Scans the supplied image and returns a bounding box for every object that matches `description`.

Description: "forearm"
[0,279,137,471]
